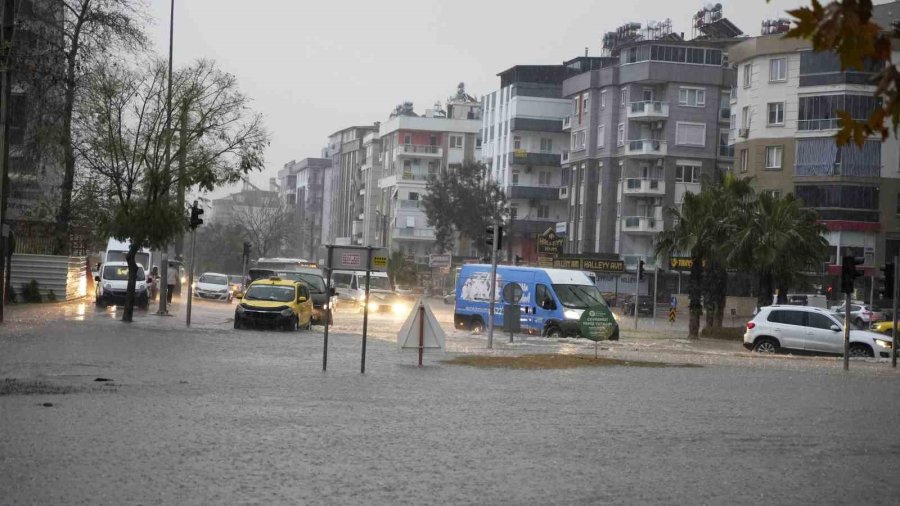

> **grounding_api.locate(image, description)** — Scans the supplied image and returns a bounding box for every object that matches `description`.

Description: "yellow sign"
[669,308,676,323]
[372,256,388,270]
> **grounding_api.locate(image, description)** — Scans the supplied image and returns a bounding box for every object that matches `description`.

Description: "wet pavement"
[1,298,899,504]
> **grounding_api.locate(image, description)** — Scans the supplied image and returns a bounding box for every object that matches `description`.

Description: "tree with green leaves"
[780,0,900,145]
[77,58,268,322]
[422,162,507,258]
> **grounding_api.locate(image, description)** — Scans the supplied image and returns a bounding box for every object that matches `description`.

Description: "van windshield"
[103,265,145,281]
[277,272,326,293]
[553,284,604,309]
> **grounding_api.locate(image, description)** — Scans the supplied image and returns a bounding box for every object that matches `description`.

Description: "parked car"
[95,262,150,308]
[193,272,233,302]
[623,295,654,316]
[830,303,883,327]
[234,278,313,331]
[744,305,895,359]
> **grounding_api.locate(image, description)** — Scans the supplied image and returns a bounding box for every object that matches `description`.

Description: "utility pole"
[893,255,898,368]
[634,257,644,330]
[486,221,500,349]
[185,201,203,326]
[156,0,175,316]
[174,102,189,260]
[0,0,19,324]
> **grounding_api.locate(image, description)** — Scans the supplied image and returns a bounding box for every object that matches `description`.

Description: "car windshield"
[199,274,228,285]
[277,272,326,293]
[244,285,295,302]
[248,269,276,281]
[103,265,145,281]
[553,284,605,309]
[831,313,864,330]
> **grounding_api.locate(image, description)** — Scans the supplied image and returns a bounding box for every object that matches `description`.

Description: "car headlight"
[322,303,329,310]
[181,276,187,284]
[104,283,112,290]
[368,302,379,312]
[564,309,583,320]
[236,305,245,314]
[280,308,294,317]
[875,339,893,349]
[392,302,410,315]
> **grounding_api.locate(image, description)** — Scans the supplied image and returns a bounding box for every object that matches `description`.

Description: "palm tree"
[729,193,829,309]
[655,190,720,339]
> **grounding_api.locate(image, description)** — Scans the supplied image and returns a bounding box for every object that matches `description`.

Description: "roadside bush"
[699,326,745,341]
[46,290,57,302]
[21,280,42,303]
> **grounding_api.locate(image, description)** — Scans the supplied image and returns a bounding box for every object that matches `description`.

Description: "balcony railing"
[625,139,667,157]
[508,185,560,201]
[797,118,841,131]
[623,178,665,196]
[622,216,664,234]
[400,169,437,182]
[398,199,423,209]
[393,228,436,239]
[627,101,669,120]
[398,144,443,157]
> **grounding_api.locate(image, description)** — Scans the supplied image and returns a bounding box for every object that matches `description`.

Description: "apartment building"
[360,132,382,247]
[481,65,572,263]
[729,3,900,280]
[324,124,380,245]
[377,97,482,266]
[277,158,331,259]
[561,39,736,269]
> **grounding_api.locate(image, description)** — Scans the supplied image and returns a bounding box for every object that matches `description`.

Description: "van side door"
[533,283,558,333]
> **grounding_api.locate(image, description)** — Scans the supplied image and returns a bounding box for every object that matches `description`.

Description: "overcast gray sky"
[146,0,808,198]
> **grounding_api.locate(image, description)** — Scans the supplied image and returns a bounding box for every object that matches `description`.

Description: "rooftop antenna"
[585,46,589,57]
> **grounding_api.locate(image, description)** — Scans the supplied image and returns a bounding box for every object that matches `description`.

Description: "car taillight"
[746,322,756,329]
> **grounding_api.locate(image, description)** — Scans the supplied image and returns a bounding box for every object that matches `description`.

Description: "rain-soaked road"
[0,298,899,505]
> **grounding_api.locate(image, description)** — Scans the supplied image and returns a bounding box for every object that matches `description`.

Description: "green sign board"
[579,305,616,341]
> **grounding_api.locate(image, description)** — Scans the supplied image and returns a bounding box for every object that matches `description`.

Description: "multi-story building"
[377,93,482,266]
[360,132,382,247]
[729,2,900,285]
[481,65,572,263]
[277,158,331,259]
[325,124,380,245]
[561,36,737,269]
[210,181,280,226]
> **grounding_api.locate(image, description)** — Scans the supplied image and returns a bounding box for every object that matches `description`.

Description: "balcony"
[399,169,437,182]
[623,178,665,197]
[562,151,569,163]
[392,228,436,240]
[562,116,571,131]
[397,144,443,158]
[398,199,424,209]
[627,101,669,121]
[508,185,560,201]
[625,139,667,158]
[797,118,840,132]
[509,150,562,167]
[622,216,664,235]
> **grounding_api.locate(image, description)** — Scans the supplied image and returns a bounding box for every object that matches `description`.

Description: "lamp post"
[156,0,175,316]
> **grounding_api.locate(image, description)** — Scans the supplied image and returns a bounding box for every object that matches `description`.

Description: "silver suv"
[744,306,895,359]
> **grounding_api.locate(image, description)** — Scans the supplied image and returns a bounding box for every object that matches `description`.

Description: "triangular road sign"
[398,299,446,351]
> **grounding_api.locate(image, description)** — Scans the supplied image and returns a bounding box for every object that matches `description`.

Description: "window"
[764,189,782,199]
[406,216,416,228]
[675,163,701,183]
[767,310,806,327]
[449,135,463,149]
[718,131,733,157]
[678,87,706,107]
[616,124,625,147]
[582,92,590,113]
[572,130,586,151]
[537,205,550,219]
[403,134,411,144]
[740,149,749,172]
[408,192,420,201]
[765,146,783,169]
[430,135,438,146]
[767,102,785,126]
[675,122,706,147]
[896,193,900,215]
[597,125,605,148]
[600,90,607,108]
[572,96,580,115]
[509,205,518,220]
[511,170,519,185]
[769,58,787,82]
[513,136,521,149]
[621,87,627,105]
[730,113,736,130]
[743,64,752,88]
[741,106,751,129]
[540,138,552,153]
[798,94,879,131]
[538,171,551,186]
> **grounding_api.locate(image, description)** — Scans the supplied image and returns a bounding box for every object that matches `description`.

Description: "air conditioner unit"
[739,128,749,138]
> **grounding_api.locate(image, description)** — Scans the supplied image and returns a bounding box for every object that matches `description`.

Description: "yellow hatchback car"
[870,320,896,337]
[234,278,313,331]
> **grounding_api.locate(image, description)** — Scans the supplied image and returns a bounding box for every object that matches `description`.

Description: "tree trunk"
[687,255,703,339]
[122,243,139,322]
[713,264,727,328]
[54,77,77,255]
[701,262,716,330]
[757,270,774,309]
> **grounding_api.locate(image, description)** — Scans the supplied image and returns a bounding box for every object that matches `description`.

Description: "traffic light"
[485,225,504,251]
[841,256,864,294]
[242,241,252,260]
[880,263,895,299]
[189,201,204,229]
[637,259,645,281]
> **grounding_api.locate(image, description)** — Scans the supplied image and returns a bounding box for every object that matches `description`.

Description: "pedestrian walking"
[149,266,159,300]
[166,264,177,303]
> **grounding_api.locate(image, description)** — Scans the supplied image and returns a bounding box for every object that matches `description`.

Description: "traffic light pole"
[487,222,499,349]
[843,291,851,371]
[186,227,196,326]
[634,257,641,330]
[893,255,898,368]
